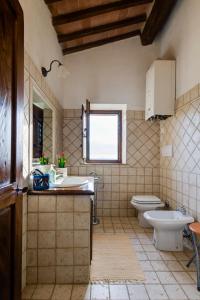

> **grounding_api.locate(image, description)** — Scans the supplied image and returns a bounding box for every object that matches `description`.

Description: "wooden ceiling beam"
[63,30,140,55]
[58,14,146,43]
[44,0,62,4]
[53,0,153,26]
[141,0,178,45]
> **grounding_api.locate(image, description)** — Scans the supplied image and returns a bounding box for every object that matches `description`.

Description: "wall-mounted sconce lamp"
[41,59,70,78]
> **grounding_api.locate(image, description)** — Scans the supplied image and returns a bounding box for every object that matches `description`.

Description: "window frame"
[86,110,122,164]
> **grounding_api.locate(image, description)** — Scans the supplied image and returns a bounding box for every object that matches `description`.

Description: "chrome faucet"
[89,171,97,177]
[176,205,187,215]
[89,171,101,181]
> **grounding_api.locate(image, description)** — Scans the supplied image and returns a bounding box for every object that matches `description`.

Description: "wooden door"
[0,0,24,299]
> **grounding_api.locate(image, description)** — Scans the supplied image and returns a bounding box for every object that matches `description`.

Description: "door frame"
[0,0,24,299]
[11,0,24,187]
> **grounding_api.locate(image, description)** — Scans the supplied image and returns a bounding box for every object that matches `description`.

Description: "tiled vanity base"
[26,195,91,284]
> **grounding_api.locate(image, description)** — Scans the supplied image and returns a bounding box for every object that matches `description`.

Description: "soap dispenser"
[49,164,56,184]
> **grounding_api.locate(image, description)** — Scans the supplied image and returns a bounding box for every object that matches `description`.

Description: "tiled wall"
[23,50,63,184]
[22,51,63,289]
[26,195,91,284]
[160,84,200,219]
[63,110,160,217]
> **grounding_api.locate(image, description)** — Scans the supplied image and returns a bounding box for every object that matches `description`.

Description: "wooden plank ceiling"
[44,0,177,55]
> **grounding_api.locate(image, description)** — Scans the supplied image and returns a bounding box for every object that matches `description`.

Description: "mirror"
[32,89,53,163]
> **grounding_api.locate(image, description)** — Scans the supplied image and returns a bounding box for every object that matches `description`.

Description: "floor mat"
[90,233,145,283]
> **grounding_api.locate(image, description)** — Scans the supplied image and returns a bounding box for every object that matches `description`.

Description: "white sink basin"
[50,176,89,188]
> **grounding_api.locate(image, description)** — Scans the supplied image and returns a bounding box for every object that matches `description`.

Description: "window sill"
[80,162,128,166]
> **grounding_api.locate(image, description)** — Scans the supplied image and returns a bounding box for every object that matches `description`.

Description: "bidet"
[144,210,194,251]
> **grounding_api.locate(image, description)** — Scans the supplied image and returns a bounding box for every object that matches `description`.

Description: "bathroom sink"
[50,176,89,188]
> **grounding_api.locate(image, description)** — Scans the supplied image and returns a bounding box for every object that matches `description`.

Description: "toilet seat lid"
[132,195,161,204]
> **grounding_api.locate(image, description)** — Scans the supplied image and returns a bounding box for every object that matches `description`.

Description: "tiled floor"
[22,217,200,300]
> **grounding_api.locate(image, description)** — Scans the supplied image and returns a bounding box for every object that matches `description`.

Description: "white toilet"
[130,195,165,227]
[144,210,194,251]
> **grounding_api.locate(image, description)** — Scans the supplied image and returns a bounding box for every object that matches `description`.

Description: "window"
[82,102,126,164]
[86,110,122,163]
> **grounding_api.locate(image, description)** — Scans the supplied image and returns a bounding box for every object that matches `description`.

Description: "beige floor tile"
[23,217,200,300]
[103,223,113,227]
[156,272,177,284]
[114,228,125,233]
[145,284,168,300]
[146,253,162,261]
[146,233,153,238]
[104,228,115,233]
[111,217,121,223]
[113,224,123,229]
[21,285,36,299]
[130,239,141,245]
[140,239,153,245]
[51,284,72,300]
[120,217,130,224]
[172,272,194,284]
[164,261,184,271]
[32,285,54,299]
[103,218,113,223]
[131,220,142,226]
[184,250,193,258]
[144,228,153,234]
[173,252,190,261]
[163,284,188,300]
[127,232,137,238]
[128,284,149,300]
[134,228,146,233]
[122,224,133,229]
[179,260,196,271]
[130,224,140,228]
[134,244,144,252]
[124,228,135,233]
[136,233,149,239]
[181,284,200,299]
[189,272,197,282]
[91,284,109,300]
[71,284,91,300]
[109,284,129,299]
[143,245,157,252]
[93,227,104,233]
[159,252,176,261]
[103,224,114,229]
[136,252,148,261]
[144,272,160,284]
[150,261,168,272]
[140,261,154,271]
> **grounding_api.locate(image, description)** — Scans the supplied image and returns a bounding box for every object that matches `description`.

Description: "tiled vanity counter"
[27,180,94,284]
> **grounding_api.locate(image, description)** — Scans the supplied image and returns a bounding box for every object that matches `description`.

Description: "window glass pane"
[89,114,118,160]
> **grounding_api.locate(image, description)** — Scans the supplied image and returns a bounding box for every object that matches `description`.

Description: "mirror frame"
[29,79,56,170]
